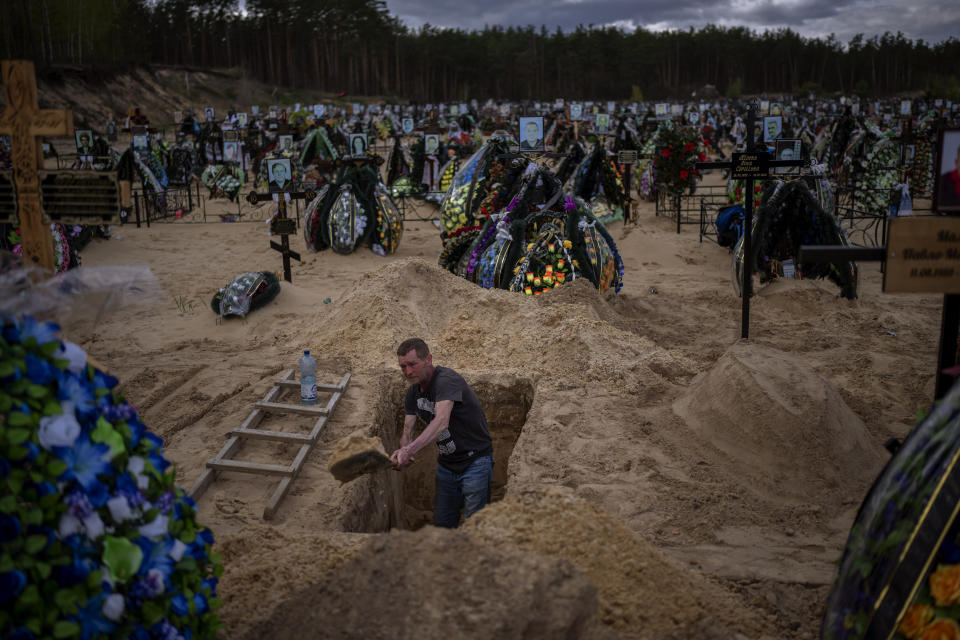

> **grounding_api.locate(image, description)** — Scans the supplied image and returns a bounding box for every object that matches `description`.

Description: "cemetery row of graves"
[3,93,959,303]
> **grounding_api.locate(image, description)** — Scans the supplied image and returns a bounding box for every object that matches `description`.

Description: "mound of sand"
[238,527,613,640]
[463,487,762,640]
[306,258,695,395]
[672,343,885,502]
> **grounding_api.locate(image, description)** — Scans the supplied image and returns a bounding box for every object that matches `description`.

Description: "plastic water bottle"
[300,350,317,406]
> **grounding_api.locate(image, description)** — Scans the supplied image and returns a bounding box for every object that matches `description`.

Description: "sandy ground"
[59,169,942,639]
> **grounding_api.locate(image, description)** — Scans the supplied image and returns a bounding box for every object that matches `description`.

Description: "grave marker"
[246,187,316,283]
[0,60,74,271]
[696,101,804,339]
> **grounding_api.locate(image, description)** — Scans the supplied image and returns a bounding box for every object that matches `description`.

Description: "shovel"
[327,432,397,483]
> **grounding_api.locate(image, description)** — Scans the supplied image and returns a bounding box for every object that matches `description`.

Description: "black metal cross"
[695,101,804,339]
[246,187,315,283]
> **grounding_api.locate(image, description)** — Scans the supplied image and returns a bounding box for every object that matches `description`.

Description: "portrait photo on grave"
[655,103,668,118]
[349,133,368,156]
[903,144,916,167]
[569,103,583,120]
[237,112,248,127]
[268,158,292,191]
[775,139,802,175]
[174,110,183,124]
[205,107,215,122]
[688,111,700,124]
[402,117,414,135]
[595,113,610,134]
[353,103,361,115]
[901,100,913,115]
[424,134,440,156]
[279,135,294,154]
[223,141,239,164]
[450,105,459,116]
[105,120,116,137]
[934,129,960,212]
[763,116,783,143]
[518,116,545,152]
[314,104,325,117]
[251,105,260,116]
[132,135,148,150]
[75,130,94,154]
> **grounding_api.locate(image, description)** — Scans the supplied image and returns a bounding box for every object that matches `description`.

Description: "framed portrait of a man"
[279,135,294,154]
[223,141,239,164]
[688,111,700,125]
[449,104,459,116]
[499,104,510,117]
[900,100,912,116]
[594,113,610,134]
[760,100,770,114]
[105,120,117,140]
[314,104,325,117]
[204,107,215,122]
[352,103,361,115]
[237,112,248,127]
[75,130,94,155]
[268,158,292,192]
[424,134,440,156]
[402,117,414,135]
[763,116,783,143]
[251,105,260,116]
[569,103,583,121]
[607,101,616,114]
[518,116,544,152]
[934,129,960,213]
[349,134,368,156]
[132,135,148,150]
[774,139,801,175]
[655,103,668,119]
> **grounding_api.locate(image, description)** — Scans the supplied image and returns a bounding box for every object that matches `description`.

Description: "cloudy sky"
[383,0,960,44]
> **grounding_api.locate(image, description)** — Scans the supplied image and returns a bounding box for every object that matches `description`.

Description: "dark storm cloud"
[385,0,959,44]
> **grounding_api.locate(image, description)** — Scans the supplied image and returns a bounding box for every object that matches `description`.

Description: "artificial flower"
[56,340,87,373]
[54,436,112,492]
[102,535,144,583]
[38,409,81,450]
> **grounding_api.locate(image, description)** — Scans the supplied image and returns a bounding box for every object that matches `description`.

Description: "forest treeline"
[2,0,959,102]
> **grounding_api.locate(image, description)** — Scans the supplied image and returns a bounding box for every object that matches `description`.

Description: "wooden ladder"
[189,369,351,519]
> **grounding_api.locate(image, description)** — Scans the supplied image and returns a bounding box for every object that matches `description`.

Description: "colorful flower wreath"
[0,316,223,640]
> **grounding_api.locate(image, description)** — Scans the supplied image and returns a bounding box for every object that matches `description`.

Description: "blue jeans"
[434,455,493,528]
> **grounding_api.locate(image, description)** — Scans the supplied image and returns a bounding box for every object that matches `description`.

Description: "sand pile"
[307,258,696,395]
[238,527,614,640]
[463,487,763,639]
[672,343,885,502]
[215,527,369,637]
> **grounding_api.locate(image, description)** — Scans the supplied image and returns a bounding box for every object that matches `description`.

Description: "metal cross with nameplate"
[246,187,316,283]
[695,101,804,338]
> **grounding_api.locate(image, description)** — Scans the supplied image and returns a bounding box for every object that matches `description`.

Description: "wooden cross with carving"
[0,60,74,272]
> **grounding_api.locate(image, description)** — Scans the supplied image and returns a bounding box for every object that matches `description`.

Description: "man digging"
[391,338,494,528]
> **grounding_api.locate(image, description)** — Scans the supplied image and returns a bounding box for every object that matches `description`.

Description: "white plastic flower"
[106,495,134,522]
[138,514,169,540]
[169,539,187,562]
[56,341,87,373]
[102,593,125,621]
[38,410,81,450]
[82,512,105,540]
[58,513,82,538]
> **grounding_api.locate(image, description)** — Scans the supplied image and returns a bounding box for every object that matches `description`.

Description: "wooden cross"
[0,60,74,272]
[695,101,804,339]
[246,187,315,283]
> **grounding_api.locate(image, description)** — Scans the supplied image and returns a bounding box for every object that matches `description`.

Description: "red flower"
[698,153,707,162]
[661,149,671,158]
[679,170,689,179]
[755,185,762,192]
[684,142,695,152]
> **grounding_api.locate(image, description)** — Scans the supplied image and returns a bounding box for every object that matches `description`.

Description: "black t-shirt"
[405,366,493,473]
